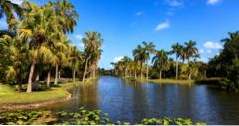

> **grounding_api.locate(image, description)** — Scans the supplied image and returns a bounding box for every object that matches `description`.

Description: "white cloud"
[207,49,212,54]
[75,34,83,40]
[199,49,205,54]
[10,0,23,5]
[113,56,124,63]
[166,0,183,7]
[155,21,170,31]
[207,0,221,5]
[203,41,223,49]
[136,11,143,16]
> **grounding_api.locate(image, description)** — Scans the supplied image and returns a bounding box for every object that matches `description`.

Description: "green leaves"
[0,109,205,125]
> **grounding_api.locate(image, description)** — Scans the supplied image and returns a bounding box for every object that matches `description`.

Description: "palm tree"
[184,40,199,80]
[184,40,199,62]
[171,42,183,80]
[133,45,145,80]
[152,50,169,80]
[143,41,155,80]
[18,3,50,92]
[0,0,23,31]
[121,56,132,77]
[133,41,155,80]
[69,45,82,82]
[82,32,102,83]
[54,0,79,33]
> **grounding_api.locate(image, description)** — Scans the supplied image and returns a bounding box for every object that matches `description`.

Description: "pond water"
[56,76,239,124]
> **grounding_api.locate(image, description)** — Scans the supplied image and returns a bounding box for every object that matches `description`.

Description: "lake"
[55,76,239,124]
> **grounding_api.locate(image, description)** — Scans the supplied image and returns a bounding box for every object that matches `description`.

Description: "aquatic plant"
[0,108,205,125]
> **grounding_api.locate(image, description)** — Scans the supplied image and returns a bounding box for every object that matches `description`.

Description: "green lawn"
[125,77,194,84]
[149,79,194,84]
[0,82,79,104]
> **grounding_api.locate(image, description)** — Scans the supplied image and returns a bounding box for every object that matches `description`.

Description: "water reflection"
[59,76,239,124]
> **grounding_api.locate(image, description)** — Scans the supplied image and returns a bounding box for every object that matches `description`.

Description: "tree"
[170,42,183,80]
[143,42,155,80]
[152,50,169,80]
[69,45,82,82]
[82,32,102,83]
[0,0,23,31]
[133,41,155,80]
[183,40,199,80]
[208,31,239,91]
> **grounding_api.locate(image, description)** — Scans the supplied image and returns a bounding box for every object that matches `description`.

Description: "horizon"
[1,0,239,69]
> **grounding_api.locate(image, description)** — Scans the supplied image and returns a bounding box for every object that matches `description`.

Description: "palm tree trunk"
[54,64,59,85]
[134,70,137,79]
[47,70,51,88]
[73,68,76,82]
[159,70,162,80]
[27,60,36,93]
[140,62,143,80]
[176,57,178,80]
[188,73,192,80]
[83,58,89,83]
[93,66,96,79]
[36,73,40,81]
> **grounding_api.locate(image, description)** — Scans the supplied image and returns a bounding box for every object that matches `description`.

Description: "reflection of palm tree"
[152,50,169,80]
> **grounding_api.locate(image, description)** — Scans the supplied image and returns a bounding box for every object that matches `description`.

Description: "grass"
[125,77,195,84]
[149,79,195,85]
[0,82,80,104]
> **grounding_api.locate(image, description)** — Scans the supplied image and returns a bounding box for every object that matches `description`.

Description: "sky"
[1,0,239,69]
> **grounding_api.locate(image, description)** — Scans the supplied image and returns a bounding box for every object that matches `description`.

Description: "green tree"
[152,50,169,80]
[133,41,155,80]
[0,0,23,31]
[170,42,183,80]
[82,32,103,83]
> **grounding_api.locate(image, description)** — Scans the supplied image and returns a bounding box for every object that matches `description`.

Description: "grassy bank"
[125,76,222,85]
[0,82,80,104]
[149,79,195,85]
[125,77,194,84]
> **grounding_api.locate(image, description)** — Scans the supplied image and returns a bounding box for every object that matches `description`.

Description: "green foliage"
[140,117,205,125]
[208,31,239,91]
[0,111,56,125]
[56,107,111,125]
[0,109,205,125]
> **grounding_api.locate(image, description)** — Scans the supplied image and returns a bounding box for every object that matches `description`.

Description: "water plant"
[0,108,205,125]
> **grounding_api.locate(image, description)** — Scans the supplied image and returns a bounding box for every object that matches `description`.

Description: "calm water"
[57,76,239,124]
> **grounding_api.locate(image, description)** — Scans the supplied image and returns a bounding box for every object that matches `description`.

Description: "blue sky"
[1,0,239,69]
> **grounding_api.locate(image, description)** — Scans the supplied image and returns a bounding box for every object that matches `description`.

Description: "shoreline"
[124,77,222,85]
[0,81,80,111]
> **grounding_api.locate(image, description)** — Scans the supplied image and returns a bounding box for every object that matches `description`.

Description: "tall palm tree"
[184,40,199,62]
[171,42,183,80]
[133,41,155,80]
[121,56,132,77]
[0,0,23,31]
[143,41,155,80]
[133,45,145,80]
[152,50,169,80]
[54,0,79,33]
[82,32,102,83]
[18,2,50,92]
[184,40,199,80]
[69,45,82,82]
